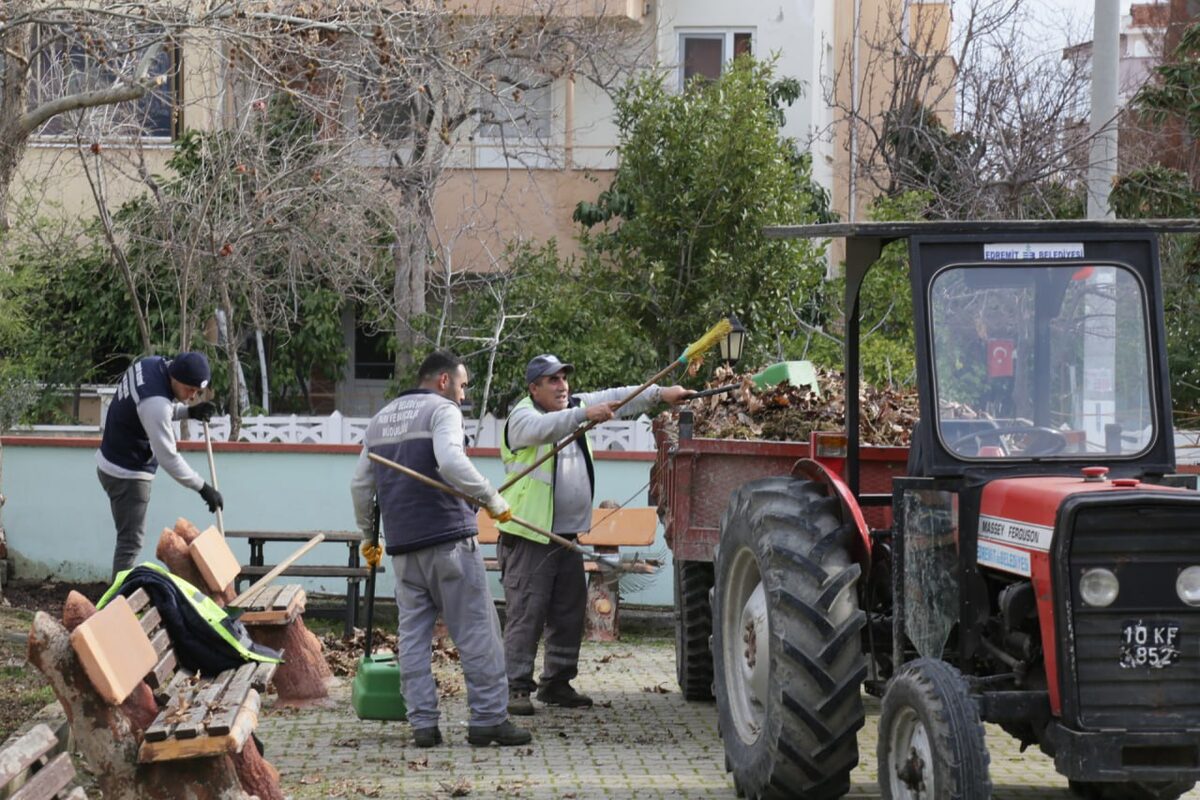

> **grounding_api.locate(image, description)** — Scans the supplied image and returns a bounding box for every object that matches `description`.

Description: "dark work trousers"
[97,468,152,579]
[498,532,587,694]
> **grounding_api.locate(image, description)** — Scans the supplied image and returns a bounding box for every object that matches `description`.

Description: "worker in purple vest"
[95,352,221,578]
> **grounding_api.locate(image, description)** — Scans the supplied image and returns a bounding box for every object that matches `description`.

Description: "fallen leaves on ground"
[439,777,472,796]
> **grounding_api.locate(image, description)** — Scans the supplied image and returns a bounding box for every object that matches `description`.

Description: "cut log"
[232,739,284,800]
[245,618,331,702]
[27,611,254,800]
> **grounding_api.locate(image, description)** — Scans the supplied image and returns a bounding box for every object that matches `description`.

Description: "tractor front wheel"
[712,476,867,799]
[878,658,992,800]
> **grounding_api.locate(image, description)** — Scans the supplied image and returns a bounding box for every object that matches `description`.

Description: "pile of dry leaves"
[320,626,460,677]
[660,364,919,446]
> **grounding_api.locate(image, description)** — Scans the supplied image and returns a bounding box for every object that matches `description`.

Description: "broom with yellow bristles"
[498,317,734,493]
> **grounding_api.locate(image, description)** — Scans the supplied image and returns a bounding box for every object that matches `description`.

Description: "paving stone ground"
[259,636,1200,799]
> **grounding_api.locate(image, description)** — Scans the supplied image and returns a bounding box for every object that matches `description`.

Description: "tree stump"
[245,618,332,703]
[26,604,256,800]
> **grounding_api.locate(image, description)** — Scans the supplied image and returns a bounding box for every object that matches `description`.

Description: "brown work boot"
[467,719,533,747]
[536,682,593,708]
[508,690,535,716]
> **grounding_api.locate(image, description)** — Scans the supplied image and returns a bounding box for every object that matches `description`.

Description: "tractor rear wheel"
[674,559,714,700]
[712,476,867,799]
[1069,780,1196,800]
[878,658,991,800]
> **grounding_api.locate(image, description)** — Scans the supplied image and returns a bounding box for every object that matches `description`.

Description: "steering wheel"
[946,425,1069,457]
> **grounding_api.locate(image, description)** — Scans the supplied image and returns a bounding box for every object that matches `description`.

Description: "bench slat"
[139,607,163,639]
[138,691,260,763]
[172,670,236,740]
[147,628,171,661]
[144,674,200,741]
[125,588,150,614]
[0,725,58,786]
[475,507,657,547]
[240,584,282,610]
[249,662,277,693]
[225,530,362,543]
[9,752,76,800]
[206,666,258,736]
[147,649,177,694]
[236,565,375,579]
[271,584,302,612]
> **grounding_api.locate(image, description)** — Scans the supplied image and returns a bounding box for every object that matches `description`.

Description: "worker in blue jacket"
[96,352,222,578]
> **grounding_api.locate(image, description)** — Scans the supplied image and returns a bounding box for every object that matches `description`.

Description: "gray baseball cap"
[525,354,574,385]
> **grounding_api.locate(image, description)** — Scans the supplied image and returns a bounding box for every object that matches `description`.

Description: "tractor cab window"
[929,263,1154,459]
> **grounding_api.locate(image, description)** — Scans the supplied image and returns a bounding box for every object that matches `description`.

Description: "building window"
[476,62,553,143]
[354,325,394,380]
[29,26,182,140]
[679,30,753,88]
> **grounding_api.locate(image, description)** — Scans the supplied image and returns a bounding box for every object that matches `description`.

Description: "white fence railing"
[10,411,658,451]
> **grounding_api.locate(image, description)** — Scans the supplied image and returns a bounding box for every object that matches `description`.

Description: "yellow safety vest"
[498,395,594,544]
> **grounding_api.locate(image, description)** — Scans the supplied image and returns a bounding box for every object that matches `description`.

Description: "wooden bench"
[72,590,276,764]
[226,530,374,637]
[0,723,87,799]
[476,507,658,641]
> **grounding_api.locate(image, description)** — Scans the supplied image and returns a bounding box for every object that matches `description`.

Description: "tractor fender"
[790,458,873,568]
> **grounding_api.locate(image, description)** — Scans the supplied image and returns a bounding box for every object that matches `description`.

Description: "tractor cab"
[746,219,1200,798]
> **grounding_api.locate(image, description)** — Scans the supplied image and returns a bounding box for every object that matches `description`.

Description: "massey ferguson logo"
[978,515,1053,552]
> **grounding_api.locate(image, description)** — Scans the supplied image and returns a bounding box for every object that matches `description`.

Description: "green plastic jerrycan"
[351,653,408,721]
[751,361,821,397]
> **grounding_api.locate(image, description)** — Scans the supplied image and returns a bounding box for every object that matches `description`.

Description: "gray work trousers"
[498,533,587,694]
[97,468,152,579]
[392,537,508,730]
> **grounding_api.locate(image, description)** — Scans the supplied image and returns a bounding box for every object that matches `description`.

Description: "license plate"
[1119,620,1181,669]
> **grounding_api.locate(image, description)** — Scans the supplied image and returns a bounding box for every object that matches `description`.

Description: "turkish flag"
[988,339,1015,378]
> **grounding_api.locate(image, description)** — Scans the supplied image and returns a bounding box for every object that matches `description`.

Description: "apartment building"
[7,1,950,416]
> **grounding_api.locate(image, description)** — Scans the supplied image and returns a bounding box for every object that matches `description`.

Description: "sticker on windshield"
[983,243,1085,260]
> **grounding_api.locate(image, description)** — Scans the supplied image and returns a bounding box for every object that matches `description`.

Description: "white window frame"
[677,28,755,90]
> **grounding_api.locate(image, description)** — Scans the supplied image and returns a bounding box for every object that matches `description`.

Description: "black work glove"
[199,482,224,513]
[187,401,217,422]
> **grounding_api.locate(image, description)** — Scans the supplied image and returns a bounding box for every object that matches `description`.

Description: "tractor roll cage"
[764,219,1200,498]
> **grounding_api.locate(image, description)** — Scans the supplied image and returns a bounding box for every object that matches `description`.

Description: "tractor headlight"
[1177,566,1200,607]
[1079,568,1120,607]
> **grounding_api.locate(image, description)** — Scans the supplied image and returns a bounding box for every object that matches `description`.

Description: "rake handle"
[202,421,224,536]
[366,453,589,558]
[497,360,680,493]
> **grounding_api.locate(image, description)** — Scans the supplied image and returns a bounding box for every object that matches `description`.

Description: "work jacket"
[498,395,595,544]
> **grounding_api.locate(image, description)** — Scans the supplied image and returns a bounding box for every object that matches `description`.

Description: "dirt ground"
[0,579,110,743]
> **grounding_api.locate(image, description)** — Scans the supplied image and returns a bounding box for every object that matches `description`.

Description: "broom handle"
[497,359,680,494]
[366,453,590,558]
[202,421,225,535]
[232,533,326,606]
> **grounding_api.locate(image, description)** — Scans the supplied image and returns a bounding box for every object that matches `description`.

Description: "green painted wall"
[0,441,675,608]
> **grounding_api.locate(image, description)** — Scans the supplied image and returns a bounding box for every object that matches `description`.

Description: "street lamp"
[719,314,746,366]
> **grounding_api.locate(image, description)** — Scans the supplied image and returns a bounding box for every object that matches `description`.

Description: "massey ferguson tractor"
[651,221,1200,799]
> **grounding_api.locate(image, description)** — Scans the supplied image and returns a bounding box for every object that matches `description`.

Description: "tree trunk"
[392,213,430,376]
[243,620,333,704]
[219,283,243,440]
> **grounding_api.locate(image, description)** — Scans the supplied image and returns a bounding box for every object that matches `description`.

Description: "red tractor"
[652,221,1200,799]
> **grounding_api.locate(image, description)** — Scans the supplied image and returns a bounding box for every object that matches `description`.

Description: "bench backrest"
[188,526,240,595]
[0,723,86,799]
[475,507,657,547]
[69,594,158,706]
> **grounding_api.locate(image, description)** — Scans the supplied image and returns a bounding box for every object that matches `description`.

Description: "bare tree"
[823,0,1094,220]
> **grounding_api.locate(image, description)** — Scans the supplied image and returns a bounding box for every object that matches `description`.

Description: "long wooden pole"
[366,453,599,562]
[232,533,326,606]
[202,421,224,535]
